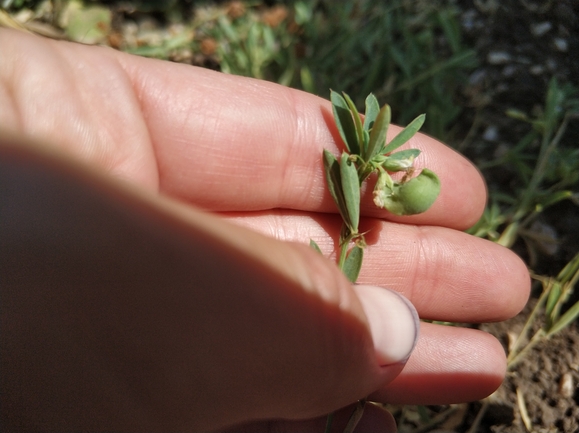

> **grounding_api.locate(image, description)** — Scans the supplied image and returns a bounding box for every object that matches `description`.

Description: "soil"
[400,1,579,431]
[478,306,579,433]
[455,0,579,270]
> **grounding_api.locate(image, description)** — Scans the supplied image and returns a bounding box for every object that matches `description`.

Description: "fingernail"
[353,285,419,367]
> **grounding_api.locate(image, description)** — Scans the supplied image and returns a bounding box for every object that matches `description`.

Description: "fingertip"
[372,325,507,405]
[481,243,531,321]
[353,285,419,367]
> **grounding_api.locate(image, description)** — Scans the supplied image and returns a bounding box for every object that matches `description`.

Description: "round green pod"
[397,169,441,215]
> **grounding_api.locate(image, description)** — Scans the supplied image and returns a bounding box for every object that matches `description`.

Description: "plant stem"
[506,280,550,365]
[513,113,571,222]
[343,399,366,433]
[337,227,351,270]
[324,411,334,433]
[508,328,546,370]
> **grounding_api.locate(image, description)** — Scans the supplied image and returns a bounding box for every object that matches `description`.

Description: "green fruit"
[397,169,441,215]
[375,169,440,215]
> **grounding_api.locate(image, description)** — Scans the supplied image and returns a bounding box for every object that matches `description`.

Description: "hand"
[0,29,530,432]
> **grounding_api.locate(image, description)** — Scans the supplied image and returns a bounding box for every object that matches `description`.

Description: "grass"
[2,0,579,431]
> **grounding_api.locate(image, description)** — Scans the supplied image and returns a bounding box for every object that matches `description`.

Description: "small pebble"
[559,372,574,398]
[483,125,499,142]
[530,64,545,75]
[462,9,478,31]
[502,65,517,77]
[546,58,557,72]
[554,38,568,52]
[531,21,552,37]
[507,331,518,352]
[468,69,486,85]
[487,51,511,65]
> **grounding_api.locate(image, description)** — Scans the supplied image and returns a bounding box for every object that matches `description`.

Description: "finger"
[222,211,531,322]
[371,322,507,404]
[0,29,484,228]
[1,136,417,432]
[113,48,486,229]
[0,29,158,190]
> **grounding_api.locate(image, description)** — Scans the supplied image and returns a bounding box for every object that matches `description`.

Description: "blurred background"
[1,1,578,431]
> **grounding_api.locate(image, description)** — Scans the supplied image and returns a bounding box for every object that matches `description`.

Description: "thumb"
[0,135,418,432]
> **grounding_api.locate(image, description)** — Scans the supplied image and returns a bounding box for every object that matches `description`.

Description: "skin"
[0,29,530,432]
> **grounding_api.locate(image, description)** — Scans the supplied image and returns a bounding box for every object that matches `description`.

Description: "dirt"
[478,305,579,433]
[415,1,579,431]
[455,0,579,274]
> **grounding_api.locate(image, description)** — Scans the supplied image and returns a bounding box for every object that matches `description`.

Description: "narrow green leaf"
[366,103,391,160]
[309,239,323,255]
[537,190,573,210]
[342,92,364,156]
[340,152,360,233]
[497,221,520,248]
[362,129,370,154]
[389,148,421,160]
[331,90,359,154]
[323,149,352,228]
[382,113,425,154]
[342,246,364,283]
[548,299,579,337]
[544,78,564,138]
[557,252,579,285]
[545,282,561,318]
[363,93,380,132]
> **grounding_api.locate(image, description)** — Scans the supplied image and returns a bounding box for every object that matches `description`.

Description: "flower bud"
[373,188,388,209]
[372,169,394,209]
[382,154,415,172]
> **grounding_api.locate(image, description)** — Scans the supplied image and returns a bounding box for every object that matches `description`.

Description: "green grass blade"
[548,299,579,337]
[342,246,364,283]
[537,190,573,209]
[331,90,360,154]
[557,252,579,285]
[545,282,561,321]
[366,103,391,160]
[340,152,360,233]
[382,113,425,154]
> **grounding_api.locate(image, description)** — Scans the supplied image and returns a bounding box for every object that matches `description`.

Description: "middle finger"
[223,210,530,322]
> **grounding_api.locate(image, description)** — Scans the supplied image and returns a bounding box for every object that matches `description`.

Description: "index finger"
[119,49,485,229]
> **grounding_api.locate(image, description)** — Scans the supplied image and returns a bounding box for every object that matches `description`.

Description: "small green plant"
[294,0,477,141]
[508,252,579,370]
[465,252,579,433]
[468,78,579,254]
[314,91,440,432]
[193,3,297,85]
